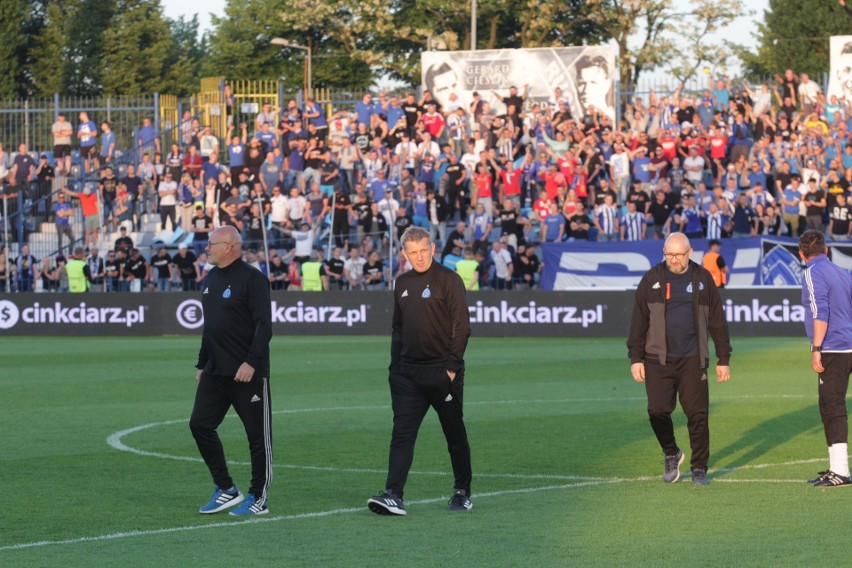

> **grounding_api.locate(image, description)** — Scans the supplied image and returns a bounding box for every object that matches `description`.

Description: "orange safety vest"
[703,250,726,287]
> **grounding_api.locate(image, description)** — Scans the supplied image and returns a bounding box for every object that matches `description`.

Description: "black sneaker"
[368,490,407,516]
[447,489,473,511]
[691,468,709,486]
[812,471,852,488]
[662,449,685,483]
[807,471,829,484]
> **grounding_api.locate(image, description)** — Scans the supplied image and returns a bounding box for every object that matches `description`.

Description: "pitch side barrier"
[0,288,806,338]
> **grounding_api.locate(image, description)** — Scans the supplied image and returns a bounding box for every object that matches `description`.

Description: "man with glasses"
[627,232,732,486]
[190,225,274,516]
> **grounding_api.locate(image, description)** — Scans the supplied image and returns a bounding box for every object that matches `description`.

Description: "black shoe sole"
[368,500,406,516]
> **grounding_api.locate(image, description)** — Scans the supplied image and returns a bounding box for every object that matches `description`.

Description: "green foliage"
[100,0,173,95]
[0,335,845,566]
[740,0,850,80]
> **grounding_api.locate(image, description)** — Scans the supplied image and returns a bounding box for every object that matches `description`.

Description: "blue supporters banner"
[541,237,852,290]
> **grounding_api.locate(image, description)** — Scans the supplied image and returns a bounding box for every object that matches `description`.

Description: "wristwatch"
[811,345,822,352]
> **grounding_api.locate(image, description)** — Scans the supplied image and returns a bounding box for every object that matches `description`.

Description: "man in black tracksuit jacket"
[190,225,273,516]
[368,226,473,516]
[627,232,732,486]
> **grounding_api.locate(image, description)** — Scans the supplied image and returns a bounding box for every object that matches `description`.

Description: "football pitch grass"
[2,335,851,566]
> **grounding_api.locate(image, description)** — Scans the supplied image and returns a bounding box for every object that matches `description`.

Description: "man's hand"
[447,370,456,381]
[196,369,202,384]
[811,352,824,374]
[716,365,731,382]
[235,362,255,383]
[631,362,645,383]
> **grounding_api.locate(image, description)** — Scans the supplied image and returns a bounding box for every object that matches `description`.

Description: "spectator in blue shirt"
[98,121,116,169]
[137,117,160,158]
[77,111,98,173]
[354,93,375,129]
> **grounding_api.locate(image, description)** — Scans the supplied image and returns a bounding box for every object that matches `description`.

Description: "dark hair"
[423,62,455,91]
[575,54,609,77]
[799,230,826,259]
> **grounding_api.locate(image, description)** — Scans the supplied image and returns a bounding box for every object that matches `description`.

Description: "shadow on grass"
[711,403,822,477]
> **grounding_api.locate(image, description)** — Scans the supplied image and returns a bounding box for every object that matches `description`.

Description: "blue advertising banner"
[540,237,852,290]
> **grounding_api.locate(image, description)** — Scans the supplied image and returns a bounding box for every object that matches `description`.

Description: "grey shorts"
[84,214,99,231]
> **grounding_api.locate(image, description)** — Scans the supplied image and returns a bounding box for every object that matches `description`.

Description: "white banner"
[421,46,617,121]
[827,36,852,108]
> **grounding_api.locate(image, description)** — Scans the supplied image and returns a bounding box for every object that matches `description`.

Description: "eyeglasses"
[663,251,689,260]
[206,241,231,250]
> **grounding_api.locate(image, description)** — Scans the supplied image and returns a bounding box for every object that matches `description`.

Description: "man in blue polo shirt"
[800,230,852,487]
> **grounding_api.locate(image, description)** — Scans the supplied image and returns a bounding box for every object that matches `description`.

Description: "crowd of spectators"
[3,67,852,293]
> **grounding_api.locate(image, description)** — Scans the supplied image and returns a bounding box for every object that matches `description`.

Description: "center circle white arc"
[107,395,825,482]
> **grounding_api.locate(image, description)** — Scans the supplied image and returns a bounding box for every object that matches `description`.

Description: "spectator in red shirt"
[63,185,100,247]
[183,145,203,179]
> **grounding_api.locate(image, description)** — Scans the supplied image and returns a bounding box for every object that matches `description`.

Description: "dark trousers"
[386,364,471,498]
[160,204,177,231]
[644,356,710,470]
[818,353,852,446]
[189,373,273,503]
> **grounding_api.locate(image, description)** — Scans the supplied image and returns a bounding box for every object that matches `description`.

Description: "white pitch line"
[0,478,623,552]
[107,422,605,481]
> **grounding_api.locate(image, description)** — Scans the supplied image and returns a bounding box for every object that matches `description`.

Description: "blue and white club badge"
[421,286,431,299]
[686,283,693,293]
[223,286,232,299]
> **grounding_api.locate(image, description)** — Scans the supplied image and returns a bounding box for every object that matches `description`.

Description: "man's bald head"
[207,225,243,267]
[664,232,690,251]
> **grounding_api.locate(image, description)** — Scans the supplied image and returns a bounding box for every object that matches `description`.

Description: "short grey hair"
[400,226,431,247]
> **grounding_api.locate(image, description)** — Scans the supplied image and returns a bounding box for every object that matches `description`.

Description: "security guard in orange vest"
[702,239,728,289]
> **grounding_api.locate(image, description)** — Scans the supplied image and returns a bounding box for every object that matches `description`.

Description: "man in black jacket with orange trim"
[627,232,732,486]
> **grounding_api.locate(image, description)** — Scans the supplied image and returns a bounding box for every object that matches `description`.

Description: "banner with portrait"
[827,35,852,108]
[421,46,617,122]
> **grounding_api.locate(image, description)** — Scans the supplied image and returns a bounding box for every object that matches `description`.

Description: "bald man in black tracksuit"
[368,226,473,516]
[190,225,273,516]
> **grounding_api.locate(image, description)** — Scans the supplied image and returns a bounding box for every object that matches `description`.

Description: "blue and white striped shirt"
[623,212,646,241]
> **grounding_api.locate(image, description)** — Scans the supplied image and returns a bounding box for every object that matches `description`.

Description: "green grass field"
[2,335,851,566]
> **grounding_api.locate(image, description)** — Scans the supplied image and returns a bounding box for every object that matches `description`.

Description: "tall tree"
[100,0,176,95]
[66,0,117,96]
[738,0,850,79]
[168,15,207,95]
[0,0,50,97]
[586,0,746,89]
[204,0,294,80]
[278,0,606,87]
[30,0,76,96]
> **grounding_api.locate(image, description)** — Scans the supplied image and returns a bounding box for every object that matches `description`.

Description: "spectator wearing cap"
[62,184,100,248]
[113,188,134,231]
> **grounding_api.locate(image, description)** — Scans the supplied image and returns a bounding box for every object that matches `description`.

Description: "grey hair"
[400,226,431,247]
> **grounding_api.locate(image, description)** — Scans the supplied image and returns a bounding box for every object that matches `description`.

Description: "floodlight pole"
[471,0,477,51]
[255,191,270,272]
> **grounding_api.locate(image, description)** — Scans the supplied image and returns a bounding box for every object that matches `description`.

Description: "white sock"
[829,443,850,477]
